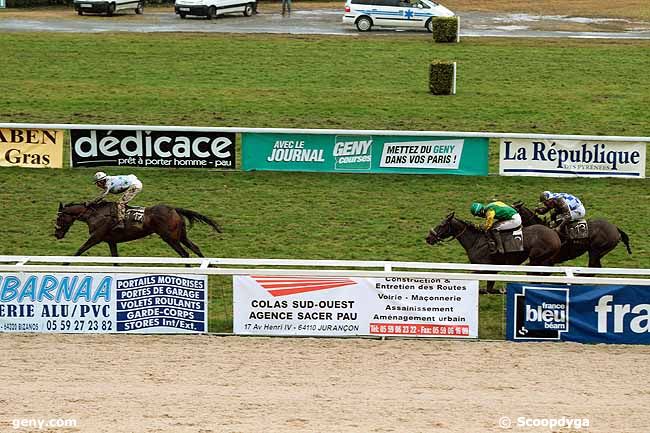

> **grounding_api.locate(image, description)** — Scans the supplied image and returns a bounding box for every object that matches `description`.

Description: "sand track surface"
[1,334,649,432]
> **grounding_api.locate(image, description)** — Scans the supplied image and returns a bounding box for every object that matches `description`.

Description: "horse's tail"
[617,227,632,254]
[175,208,222,233]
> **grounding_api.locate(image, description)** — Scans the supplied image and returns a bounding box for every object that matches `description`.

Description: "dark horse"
[512,201,631,267]
[54,201,222,258]
[426,213,561,292]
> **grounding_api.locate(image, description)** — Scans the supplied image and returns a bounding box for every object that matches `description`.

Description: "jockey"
[470,201,522,253]
[535,191,585,231]
[90,171,143,230]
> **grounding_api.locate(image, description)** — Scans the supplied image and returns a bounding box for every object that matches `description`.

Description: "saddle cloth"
[567,219,589,240]
[126,206,145,224]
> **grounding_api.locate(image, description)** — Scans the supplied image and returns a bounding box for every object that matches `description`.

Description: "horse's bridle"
[429,220,467,244]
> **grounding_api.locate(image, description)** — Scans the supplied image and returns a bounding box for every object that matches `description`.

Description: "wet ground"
[1,6,649,38]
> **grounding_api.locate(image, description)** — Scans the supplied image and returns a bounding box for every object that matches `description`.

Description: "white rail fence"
[1,256,649,286]
[2,122,650,142]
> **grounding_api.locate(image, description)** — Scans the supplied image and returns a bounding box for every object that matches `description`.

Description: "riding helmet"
[94,171,107,183]
[470,202,485,216]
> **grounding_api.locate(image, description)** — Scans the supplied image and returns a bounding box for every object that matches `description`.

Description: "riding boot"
[113,203,126,230]
[487,230,499,254]
[495,231,504,254]
[555,219,569,239]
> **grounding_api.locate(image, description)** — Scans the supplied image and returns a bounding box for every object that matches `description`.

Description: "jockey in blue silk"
[90,171,143,230]
[535,191,586,231]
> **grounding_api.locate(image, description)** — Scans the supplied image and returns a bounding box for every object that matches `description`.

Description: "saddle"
[489,226,524,254]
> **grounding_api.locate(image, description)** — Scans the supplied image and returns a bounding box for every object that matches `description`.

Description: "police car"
[342,0,454,32]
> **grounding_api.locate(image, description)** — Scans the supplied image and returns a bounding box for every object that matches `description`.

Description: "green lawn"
[1,33,649,338]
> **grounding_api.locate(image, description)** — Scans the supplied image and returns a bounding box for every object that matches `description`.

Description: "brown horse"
[512,201,631,267]
[426,213,561,292]
[54,201,222,258]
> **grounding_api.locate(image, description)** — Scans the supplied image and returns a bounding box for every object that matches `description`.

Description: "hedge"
[431,16,459,43]
[429,61,455,95]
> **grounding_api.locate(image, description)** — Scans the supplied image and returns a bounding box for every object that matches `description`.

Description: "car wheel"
[77,9,83,15]
[426,18,433,33]
[135,2,144,14]
[243,3,253,16]
[206,6,216,19]
[106,2,115,16]
[356,16,372,32]
[179,12,187,18]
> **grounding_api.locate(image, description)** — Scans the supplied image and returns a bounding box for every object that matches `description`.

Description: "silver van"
[342,0,454,32]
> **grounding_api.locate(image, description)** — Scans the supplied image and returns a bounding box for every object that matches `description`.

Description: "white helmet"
[93,171,107,183]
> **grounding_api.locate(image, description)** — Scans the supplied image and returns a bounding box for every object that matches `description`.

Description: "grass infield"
[0,33,649,338]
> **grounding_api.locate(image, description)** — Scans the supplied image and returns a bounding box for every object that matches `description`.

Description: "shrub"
[429,61,455,95]
[431,16,459,43]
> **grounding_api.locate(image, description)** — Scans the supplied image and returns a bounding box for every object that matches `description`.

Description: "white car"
[175,0,257,19]
[342,0,454,32]
[73,0,144,16]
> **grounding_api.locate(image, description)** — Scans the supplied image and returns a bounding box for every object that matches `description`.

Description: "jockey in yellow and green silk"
[470,201,521,231]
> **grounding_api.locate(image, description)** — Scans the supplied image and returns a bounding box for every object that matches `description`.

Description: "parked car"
[73,0,144,16]
[342,0,454,32]
[174,0,257,19]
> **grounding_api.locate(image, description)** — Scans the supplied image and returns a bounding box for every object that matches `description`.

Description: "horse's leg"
[181,233,205,258]
[478,271,499,294]
[73,237,102,256]
[108,242,120,266]
[161,236,190,258]
[588,252,602,268]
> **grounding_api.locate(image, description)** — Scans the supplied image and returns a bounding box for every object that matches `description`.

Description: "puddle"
[494,13,647,26]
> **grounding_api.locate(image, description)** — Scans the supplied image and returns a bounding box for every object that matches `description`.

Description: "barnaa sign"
[499,139,646,178]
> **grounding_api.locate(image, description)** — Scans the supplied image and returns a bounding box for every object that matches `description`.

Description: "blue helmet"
[540,191,552,202]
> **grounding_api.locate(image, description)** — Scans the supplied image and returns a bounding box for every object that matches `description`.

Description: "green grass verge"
[1,33,649,339]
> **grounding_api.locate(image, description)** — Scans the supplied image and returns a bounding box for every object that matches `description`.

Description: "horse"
[54,201,222,258]
[512,201,631,267]
[425,213,562,292]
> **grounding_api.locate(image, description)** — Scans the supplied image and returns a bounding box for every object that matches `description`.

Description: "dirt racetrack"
[1,334,648,433]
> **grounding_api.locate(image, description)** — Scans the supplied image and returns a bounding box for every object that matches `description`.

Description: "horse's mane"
[63,201,84,208]
[63,200,111,210]
[512,201,544,225]
[452,217,484,233]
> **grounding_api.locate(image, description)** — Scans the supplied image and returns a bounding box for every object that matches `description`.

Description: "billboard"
[242,133,488,175]
[499,139,646,178]
[0,128,64,168]
[70,129,236,169]
[507,283,650,344]
[234,276,479,337]
[0,273,208,334]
